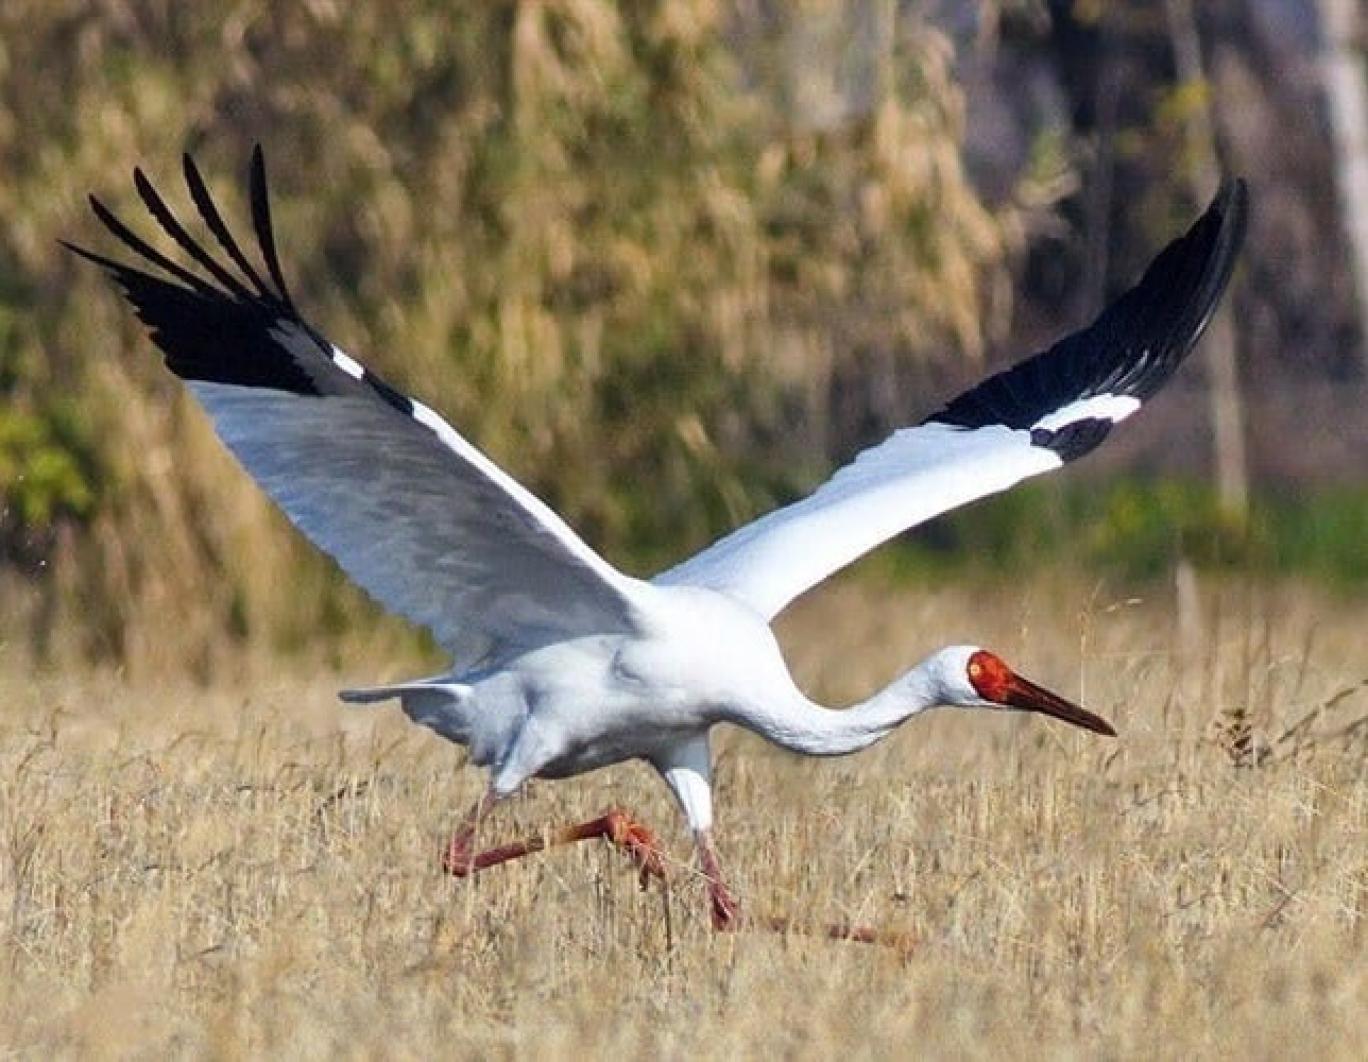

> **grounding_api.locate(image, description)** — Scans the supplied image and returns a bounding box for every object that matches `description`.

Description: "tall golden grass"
[2,574,1364,1055]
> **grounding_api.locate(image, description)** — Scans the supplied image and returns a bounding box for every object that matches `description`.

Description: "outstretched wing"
[659,181,1249,619]
[67,146,647,666]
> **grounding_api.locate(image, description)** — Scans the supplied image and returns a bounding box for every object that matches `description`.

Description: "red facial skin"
[965,649,1117,736]
[966,650,1015,703]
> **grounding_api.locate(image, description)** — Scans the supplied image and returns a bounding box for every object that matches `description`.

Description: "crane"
[67,147,1247,942]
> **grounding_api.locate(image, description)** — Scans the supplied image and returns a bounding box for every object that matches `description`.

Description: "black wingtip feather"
[72,146,422,410]
[59,237,118,271]
[248,144,297,313]
[927,179,1250,454]
[182,151,276,303]
[132,165,256,302]
[86,191,220,299]
[66,147,330,397]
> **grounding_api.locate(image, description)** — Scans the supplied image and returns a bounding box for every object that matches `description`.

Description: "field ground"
[1,575,1365,1057]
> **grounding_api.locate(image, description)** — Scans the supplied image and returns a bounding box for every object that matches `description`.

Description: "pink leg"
[442,792,667,888]
[694,828,742,930]
[440,788,499,875]
[693,829,913,954]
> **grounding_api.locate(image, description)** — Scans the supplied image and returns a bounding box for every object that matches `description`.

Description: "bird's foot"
[705,885,911,954]
[758,914,915,956]
[708,879,742,931]
[813,920,915,956]
[440,790,503,877]
[441,828,478,877]
[602,808,668,889]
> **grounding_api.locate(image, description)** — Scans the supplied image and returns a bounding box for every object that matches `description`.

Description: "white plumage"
[69,148,1247,938]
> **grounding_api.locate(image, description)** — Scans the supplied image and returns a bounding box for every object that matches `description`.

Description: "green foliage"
[0,268,100,556]
[876,477,1368,592]
[0,403,96,532]
[1258,487,1368,587]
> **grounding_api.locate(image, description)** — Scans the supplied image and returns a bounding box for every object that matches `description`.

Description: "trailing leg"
[440,787,501,876]
[442,796,667,888]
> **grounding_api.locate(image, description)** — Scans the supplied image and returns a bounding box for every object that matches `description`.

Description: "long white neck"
[729,663,943,757]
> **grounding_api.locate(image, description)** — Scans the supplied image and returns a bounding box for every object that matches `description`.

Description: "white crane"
[68,148,1247,941]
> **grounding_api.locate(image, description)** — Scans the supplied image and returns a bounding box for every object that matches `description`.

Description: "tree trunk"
[1319,0,1368,374]
[1164,0,1249,519]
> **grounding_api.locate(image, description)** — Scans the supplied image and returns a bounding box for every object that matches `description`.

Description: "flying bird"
[68,148,1247,942]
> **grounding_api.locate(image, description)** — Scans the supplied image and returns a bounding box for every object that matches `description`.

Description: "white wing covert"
[68,147,645,666]
[659,181,1248,619]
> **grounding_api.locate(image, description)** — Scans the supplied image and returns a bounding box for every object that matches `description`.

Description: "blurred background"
[0,0,1365,675]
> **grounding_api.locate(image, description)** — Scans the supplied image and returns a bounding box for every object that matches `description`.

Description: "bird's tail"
[339,679,476,747]
[340,679,471,706]
[339,684,409,705]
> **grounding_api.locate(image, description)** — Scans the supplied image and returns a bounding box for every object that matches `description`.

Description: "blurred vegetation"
[0,1,1008,667]
[0,2,1362,673]
[877,477,1368,591]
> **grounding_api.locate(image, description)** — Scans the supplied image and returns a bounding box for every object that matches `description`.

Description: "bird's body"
[69,148,1248,940]
[364,586,759,784]
[349,583,925,796]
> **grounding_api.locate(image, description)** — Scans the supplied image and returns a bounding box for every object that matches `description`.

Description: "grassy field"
[1,574,1365,1057]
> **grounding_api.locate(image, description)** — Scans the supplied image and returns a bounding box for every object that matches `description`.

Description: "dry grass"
[1,575,1365,1057]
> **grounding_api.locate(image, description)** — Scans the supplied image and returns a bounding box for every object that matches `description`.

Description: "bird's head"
[922,645,1116,736]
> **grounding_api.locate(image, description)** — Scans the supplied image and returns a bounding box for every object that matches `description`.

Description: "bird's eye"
[968,661,982,678]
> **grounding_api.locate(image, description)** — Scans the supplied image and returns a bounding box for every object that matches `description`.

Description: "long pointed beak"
[1000,673,1116,736]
